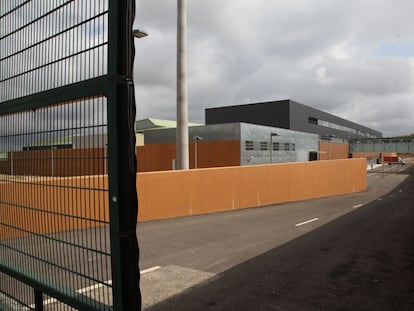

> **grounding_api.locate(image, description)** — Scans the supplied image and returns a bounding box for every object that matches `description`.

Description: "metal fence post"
[107,0,141,310]
[34,290,43,311]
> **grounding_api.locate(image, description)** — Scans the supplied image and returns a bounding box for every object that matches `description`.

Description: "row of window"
[308,116,378,138]
[245,141,295,151]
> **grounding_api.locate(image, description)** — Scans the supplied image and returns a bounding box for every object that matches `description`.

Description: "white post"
[176,0,189,169]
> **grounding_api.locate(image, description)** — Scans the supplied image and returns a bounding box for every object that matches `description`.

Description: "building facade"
[142,122,319,169]
[205,100,382,140]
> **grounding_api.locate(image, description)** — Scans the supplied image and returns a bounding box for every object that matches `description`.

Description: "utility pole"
[176,0,189,169]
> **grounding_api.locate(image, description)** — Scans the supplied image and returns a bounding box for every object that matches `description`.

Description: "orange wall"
[352,152,380,159]
[136,141,241,172]
[319,141,350,160]
[0,160,8,174]
[351,152,396,163]
[136,143,176,172]
[0,148,106,176]
[1,158,367,239]
[137,158,367,221]
[0,176,108,240]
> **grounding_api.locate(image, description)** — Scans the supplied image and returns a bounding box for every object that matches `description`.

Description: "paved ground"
[139,165,414,310]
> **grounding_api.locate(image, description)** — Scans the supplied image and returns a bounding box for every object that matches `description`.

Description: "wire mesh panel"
[0,272,34,310]
[0,0,108,102]
[0,99,111,310]
[1,0,140,310]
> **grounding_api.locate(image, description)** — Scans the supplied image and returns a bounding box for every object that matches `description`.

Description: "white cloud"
[134,0,414,136]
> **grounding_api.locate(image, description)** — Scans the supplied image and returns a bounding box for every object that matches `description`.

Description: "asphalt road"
[1,164,412,310]
[140,165,414,310]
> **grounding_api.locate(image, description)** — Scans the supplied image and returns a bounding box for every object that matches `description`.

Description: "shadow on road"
[146,167,414,311]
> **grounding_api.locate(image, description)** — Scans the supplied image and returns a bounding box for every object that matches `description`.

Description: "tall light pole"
[193,136,202,168]
[176,0,189,169]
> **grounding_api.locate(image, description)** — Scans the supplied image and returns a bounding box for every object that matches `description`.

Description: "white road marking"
[377,198,383,201]
[30,297,58,307]
[353,204,363,209]
[141,265,162,275]
[76,279,111,294]
[295,218,319,227]
[29,266,161,307]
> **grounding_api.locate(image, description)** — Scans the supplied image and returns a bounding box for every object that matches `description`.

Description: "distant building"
[142,122,319,169]
[205,99,382,140]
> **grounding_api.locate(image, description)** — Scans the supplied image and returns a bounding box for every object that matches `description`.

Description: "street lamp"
[270,132,279,163]
[131,28,148,176]
[193,136,202,169]
[132,29,148,39]
[247,156,254,164]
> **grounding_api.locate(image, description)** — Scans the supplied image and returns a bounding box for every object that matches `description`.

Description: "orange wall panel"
[0,149,106,176]
[137,170,190,220]
[302,162,320,199]
[190,168,237,215]
[137,158,367,222]
[319,142,350,160]
[136,141,241,172]
[0,176,108,240]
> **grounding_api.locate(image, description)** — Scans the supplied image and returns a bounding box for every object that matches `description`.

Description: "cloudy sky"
[133,0,414,137]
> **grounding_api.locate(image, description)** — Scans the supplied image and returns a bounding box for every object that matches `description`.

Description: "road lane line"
[29,267,161,307]
[353,204,363,209]
[295,218,319,227]
[30,297,58,307]
[76,280,111,294]
[141,265,162,275]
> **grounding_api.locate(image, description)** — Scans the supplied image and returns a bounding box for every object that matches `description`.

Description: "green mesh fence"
[0,1,140,310]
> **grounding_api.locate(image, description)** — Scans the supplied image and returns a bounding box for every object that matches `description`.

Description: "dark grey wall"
[289,100,382,139]
[205,100,291,129]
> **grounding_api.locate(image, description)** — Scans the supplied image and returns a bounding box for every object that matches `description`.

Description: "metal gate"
[0,1,140,310]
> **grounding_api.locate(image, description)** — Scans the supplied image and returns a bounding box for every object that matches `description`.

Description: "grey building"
[144,122,319,165]
[205,100,382,140]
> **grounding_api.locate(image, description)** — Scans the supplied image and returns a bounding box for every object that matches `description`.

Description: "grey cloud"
[133,0,414,136]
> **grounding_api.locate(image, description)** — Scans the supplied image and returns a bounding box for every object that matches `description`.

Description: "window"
[311,117,377,138]
[260,142,268,151]
[284,143,290,151]
[245,140,254,150]
[308,116,318,124]
[272,142,279,151]
[291,143,296,151]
